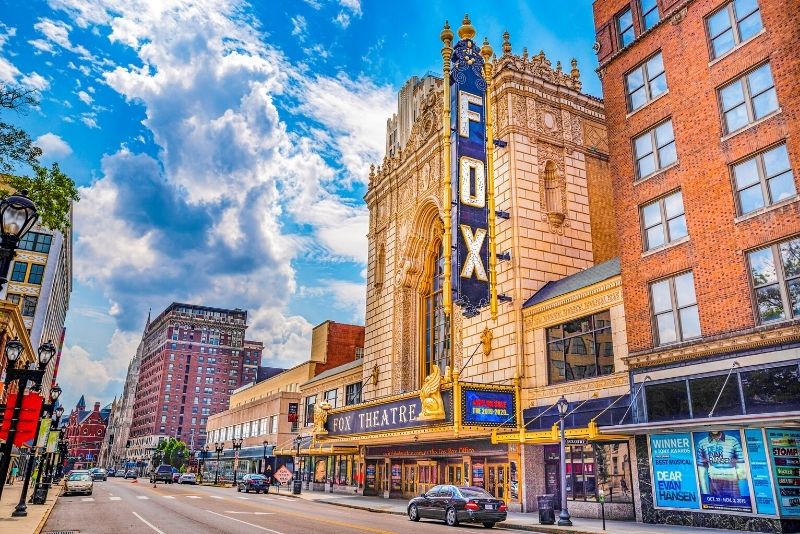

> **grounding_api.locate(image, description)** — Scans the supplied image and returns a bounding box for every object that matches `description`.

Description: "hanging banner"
[450,35,489,314]
[693,430,752,512]
[649,433,699,509]
[0,393,43,446]
[744,429,777,515]
[36,418,50,448]
[46,430,59,454]
[766,427,800,517]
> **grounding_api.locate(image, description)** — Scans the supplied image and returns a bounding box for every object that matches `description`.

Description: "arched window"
[421,241,450,380]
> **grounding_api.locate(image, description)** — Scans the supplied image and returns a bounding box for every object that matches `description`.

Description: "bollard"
[599,489,606,531]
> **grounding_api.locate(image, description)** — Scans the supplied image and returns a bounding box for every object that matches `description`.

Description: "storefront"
[612,350,800,532]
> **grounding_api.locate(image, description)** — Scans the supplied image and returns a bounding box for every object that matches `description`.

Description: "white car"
[64,472,93,496]
[178,473,197,485]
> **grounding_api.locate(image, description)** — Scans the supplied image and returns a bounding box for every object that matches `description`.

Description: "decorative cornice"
[524,276,621,329]
[625,322,800,369]
[527,372,629,405]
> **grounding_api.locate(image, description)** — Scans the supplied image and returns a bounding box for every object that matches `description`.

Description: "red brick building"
[64,396,110,468]
[594,0,800,531]
[127,303,255,458]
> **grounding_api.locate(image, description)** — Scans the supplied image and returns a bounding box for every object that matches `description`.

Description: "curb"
[295,497,604,534]
[33,491,60,534]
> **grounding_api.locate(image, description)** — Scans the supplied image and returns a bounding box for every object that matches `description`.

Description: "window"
[634,120,676,179]
[345,382,362,405]
[10,261,27,282]
[304,395,316,427]
[645,381,691,421]
[270,415,278,434]
[719,63,778,134]
[422,241,450,379]
[741,364,800,413]
[26,264,45,285]
[21,296,37,317]
[641,190,687,250]
[689,374,742,417]
[707,0,763,59]
[640,0,660,30]
[747,236,800,323]
[650,272,701,345]
[626,52,667,112]
[546,310,614,384]
[355,347,364,359]
[616,7,634,47]
[18,232,52,254]
[547,442,633,503]
[324,388,338,409]
[733,144,796,215]
[6,293,20,305]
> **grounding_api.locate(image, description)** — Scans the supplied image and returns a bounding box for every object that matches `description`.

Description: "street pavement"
[42,478,536,534]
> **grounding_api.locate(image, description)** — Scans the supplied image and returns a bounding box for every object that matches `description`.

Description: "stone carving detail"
[561,109,572,143]
[526,288,622,329]
[571,115,584,146]
[537,143,569,235]
[511,94,526,127]
[421,162,431,191]
[525,97,537,131]
[584,122,608,153]
[452,310,463,371]
[494,49,583,91]
[496,93,508,130]
[539,104,562,136]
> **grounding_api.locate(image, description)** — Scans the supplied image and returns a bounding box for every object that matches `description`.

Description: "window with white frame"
[634,120,677,179]
[706,0,763,59]
[719,63,778,135]
[626,52,667,112]
[747,236,800,323]
[270,415,278,434]
[641,190,688,251]
[650,272,701,345]
[732,144,796,215]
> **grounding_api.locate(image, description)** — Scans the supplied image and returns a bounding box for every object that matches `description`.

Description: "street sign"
[275,465,292,484]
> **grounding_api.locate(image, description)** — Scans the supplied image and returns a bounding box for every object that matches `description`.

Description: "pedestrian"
[9,464,18,485]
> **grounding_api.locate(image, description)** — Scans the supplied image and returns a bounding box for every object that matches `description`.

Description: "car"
[237,474,267,493]
[124,470,138,479]
[63,471,93,496]
[107,468,116,477]
[172,471,181,483]
[407,485,507,528]
[178,473,197,485]
[90,468,107,481]
[150,464,174,484]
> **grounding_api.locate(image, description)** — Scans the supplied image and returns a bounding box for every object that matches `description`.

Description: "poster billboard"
[693,430,752,512]
[766,428,800,517]
[650,433,699,509]
[462,388,515,426]
[744,429,777,515]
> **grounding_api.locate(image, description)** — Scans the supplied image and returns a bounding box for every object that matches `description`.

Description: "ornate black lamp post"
[31,385,62,504]
[231,437,243,485]
[213,442,224,485]
[557,395,572,527]
[0,190,39,291]
[199,444,208,483]
[292,434,302,495]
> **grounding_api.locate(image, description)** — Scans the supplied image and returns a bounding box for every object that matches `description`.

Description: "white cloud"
[21,72,50,90]
[291,15,307,39]
[28,39,56,54]
[34,132,73,158]
[80,114,98,128]
[333,12,351,29]
[0,24,21,83]
[77,89,92,104]
[33,18,93,59]
[339,0,362,16]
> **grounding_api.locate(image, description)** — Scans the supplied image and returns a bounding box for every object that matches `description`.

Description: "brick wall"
[316,322,365,374]
[595,0,800,353]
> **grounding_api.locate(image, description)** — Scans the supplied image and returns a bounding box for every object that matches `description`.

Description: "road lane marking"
[110,496,122,501]
[162,495,176,499]
[224,511,275,515]
[133,512,166,534]
[186,495,202,499]
[237,496,250,500]
[81,497,94,502]
[205,510,284,534]
[209,495,223,499]
[137,495,150,499]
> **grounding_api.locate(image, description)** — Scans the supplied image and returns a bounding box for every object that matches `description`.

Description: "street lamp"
[32,385,63,504]
[293,434,302,495]
[213,442,224,485]
[0,339,56,507]
[0,191,38,290]
[231,437,243,485]
[199,444,208,483]
[556,395,572,527]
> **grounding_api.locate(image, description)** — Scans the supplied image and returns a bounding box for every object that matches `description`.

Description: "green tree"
[0,84,79,232]
[156,437,189,469]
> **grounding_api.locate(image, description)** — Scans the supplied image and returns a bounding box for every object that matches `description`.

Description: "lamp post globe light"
[214,442,224,486]
[556,395,572,527]
[0,190,39,290]
[0,338,56,506]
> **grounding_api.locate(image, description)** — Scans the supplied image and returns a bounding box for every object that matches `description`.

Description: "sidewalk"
[283,489,739,534]
[0,483,59,534]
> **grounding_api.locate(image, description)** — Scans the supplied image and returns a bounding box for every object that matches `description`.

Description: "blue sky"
[0,0,600,411]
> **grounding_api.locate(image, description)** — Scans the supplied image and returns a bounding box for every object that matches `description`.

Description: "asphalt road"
[43,478,532,534]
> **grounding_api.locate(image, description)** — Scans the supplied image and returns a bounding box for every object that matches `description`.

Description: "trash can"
[292,479,302,495]
[537,494,555,525]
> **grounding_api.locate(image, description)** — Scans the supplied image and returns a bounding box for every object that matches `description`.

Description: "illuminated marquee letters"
[460,224,488,281]
[459,90,482,138]
[459,156,486,208]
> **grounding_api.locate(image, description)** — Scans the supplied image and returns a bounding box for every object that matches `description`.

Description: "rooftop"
[523,257,620,308]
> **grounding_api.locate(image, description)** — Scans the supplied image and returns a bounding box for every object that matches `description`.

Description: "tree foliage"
[0,84,79,232]
[154,437,190,469]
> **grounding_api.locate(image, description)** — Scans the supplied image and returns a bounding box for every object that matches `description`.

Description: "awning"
[273,445,358,456]
[198,444,275,461]
[491,421,631,445]
[598,411,800,435]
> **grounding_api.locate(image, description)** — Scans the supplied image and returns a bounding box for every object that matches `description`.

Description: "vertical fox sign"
[442,15,497,319]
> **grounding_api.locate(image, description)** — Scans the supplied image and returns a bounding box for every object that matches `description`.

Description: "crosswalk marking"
[137,495,150,500]
[81,497,94,502]
[110,496,122,501]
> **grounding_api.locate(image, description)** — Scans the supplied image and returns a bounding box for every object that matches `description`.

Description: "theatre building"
[312,16,627,514]
[593,0,800,531]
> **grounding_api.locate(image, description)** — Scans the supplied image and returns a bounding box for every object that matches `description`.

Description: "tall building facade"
[127,303,249,461]
[593,0,800,531]
[0,216,73,392]
[64,396,110,469]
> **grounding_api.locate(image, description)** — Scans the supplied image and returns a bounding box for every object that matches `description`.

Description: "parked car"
[63,471,93,496]
[124,470,138,479]
[171,471,181,483]
[90,468,107,481]
[107,468,116,477]
[150,464,174,484]
[178,473,197,485]
[407,485,507,528]
[237,474,267,493]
